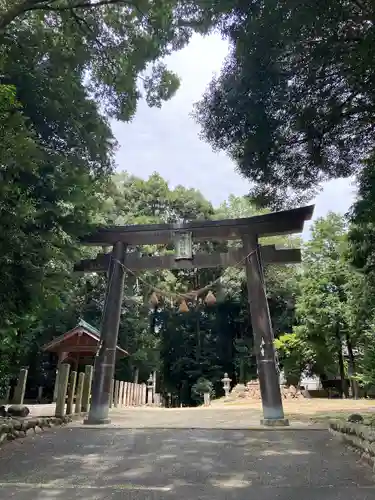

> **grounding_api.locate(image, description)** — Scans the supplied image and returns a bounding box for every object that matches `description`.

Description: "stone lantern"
[221,372,232,399]
[147,374,154,405]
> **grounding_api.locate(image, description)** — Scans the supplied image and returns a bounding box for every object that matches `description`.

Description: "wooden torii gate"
[75,204,314,425]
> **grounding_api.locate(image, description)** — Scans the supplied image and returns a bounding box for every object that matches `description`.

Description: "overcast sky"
[111,33,356,239]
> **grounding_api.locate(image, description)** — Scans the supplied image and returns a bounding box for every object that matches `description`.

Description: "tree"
[348,155,375,299]
[346,156,375,392]
[191,377,214,404]
[293,213,363,397]
[274,333,313,387]
[194,0,375,208]
[0,0,212,119]
[0,31,114,353]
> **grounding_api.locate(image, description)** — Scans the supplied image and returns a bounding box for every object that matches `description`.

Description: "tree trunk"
[345,334,360,399]
[194,272,201,363]
[196,310,201,363]
[337,349,347,398]
[239,358,245,384]
[336,327,348,398]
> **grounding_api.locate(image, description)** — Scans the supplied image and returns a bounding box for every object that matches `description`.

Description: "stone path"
[0,408,374,499]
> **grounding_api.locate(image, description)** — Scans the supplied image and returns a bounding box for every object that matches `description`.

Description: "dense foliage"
[194,0,375,208]
[0,0,212,396]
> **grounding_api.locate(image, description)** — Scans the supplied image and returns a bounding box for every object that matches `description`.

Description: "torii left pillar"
[85,241,126,425]
[242,233,288,426]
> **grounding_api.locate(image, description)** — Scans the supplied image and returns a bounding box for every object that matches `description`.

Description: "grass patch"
[212,398,375,424]
[287,410,375,424]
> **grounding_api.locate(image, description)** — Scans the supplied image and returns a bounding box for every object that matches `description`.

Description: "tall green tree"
[274,333,314,387]
[293,213,363,396]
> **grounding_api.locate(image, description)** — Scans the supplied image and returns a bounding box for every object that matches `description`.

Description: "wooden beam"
[79,205,314,245]
[56,346,97,353]
[49,346,129,355]
[74,246,301,273]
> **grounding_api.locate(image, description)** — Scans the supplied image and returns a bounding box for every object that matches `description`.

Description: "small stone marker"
[13,368,28,405]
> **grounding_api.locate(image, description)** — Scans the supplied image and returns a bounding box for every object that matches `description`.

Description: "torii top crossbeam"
[80,205,314,246]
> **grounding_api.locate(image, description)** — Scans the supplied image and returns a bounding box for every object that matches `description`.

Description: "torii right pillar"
[242,233,289,426]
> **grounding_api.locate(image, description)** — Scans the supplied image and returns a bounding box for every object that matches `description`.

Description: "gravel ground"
[79,406,318,428]
[0,420,374,499]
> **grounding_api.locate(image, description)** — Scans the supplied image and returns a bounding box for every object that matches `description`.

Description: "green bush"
[191,377,214,403]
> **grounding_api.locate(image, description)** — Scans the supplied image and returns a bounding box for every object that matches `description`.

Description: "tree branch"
[26,0,145,16]
[0,0,144,32]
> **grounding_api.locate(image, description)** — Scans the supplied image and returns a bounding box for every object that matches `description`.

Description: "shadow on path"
[0,428,373,499]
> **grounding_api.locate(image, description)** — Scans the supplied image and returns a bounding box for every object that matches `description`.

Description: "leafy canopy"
[1,0,213,120]
[194,0,375,208]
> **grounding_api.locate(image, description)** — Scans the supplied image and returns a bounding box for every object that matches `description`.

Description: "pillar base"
[261,418,290,427]
[84,417,111,425]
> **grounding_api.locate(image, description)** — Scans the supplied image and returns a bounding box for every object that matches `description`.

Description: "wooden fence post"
[124,382,128,406]
[125,382,130,406]
[66,371,77,415]
[141,383,146,405]
[81,365,93,413]
[119,381,124,407]
[131,383,136,405]
[114,380,120,407]
[109,379,114,408]
[55,364,70,417]
[75,372,85,414]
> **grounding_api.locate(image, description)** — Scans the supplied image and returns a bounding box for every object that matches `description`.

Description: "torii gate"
[75,204,314,425]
